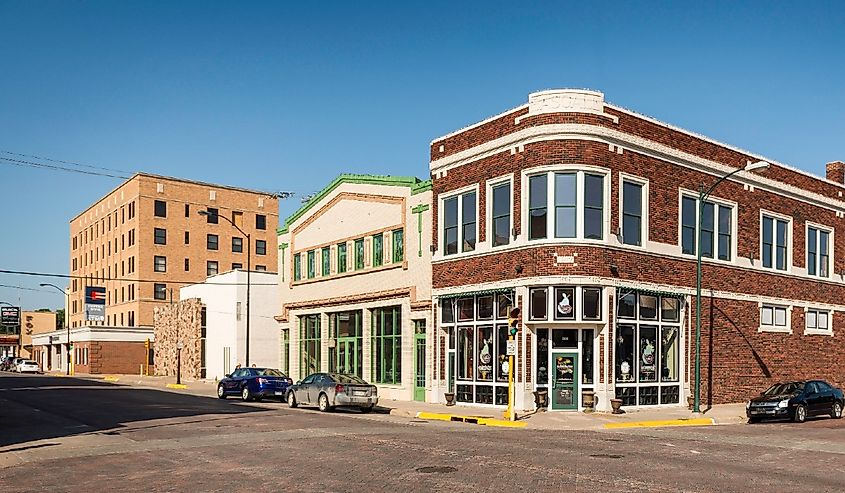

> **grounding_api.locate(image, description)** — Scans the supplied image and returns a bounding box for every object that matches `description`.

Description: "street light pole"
[694,161,769,413]
[40,283,71,375]
[198,209,251,366]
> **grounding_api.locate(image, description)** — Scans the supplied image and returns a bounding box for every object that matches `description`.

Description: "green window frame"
[293,253,301,281]
[321,246,330,276]
[355,238,365,270]
[372,306,402,385]
[307,250,316,279]
[337,242,347,273]
[373,233,384,267]
[392,229,404,263]
[299,314,321,378]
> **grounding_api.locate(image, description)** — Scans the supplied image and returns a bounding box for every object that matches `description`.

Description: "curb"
[603,417,715,429]
[103,376,120,382]
[416,411,527,428]
[165,383,188,390]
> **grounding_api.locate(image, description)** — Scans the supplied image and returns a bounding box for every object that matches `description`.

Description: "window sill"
[803,329,833,337]
[758,326,792,334]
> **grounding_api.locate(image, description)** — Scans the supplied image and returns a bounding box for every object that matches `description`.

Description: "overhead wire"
[0,268,279,286]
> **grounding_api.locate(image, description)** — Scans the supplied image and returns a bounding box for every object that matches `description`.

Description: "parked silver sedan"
[287,373,378,412]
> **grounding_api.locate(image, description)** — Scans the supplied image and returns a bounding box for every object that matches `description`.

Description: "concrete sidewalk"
[58,372,748,430]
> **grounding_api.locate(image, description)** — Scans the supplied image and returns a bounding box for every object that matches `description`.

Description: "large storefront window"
[329,311,363,377]
[299,314,321,378]
[441,291,513,405]
[615,290,682,406]
[372,306,401,385]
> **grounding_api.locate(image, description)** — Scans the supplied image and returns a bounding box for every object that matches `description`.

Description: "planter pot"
[582,390,596,413]
[610,398,623,414]
[687,395,695,410]
[533,389,549,411]
[444,392,456,406]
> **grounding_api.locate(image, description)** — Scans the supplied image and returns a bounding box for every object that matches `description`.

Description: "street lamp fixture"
[198,209,252,366]
[694,160,770,413]
[40,283,71,375]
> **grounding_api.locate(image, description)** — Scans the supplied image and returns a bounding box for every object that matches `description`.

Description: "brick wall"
[88,341,148,375]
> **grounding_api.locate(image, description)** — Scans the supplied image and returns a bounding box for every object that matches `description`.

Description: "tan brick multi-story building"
[429,88,845,412]
[68,172,279,329]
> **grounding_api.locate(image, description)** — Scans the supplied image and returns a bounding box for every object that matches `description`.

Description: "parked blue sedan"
[217,367,293,402]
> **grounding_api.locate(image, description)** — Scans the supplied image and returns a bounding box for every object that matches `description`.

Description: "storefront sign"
[1,306,20,326]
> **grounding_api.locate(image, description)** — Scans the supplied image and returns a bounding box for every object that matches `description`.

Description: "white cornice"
[429,124,845,215]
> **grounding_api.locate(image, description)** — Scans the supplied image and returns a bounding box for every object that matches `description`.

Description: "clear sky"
[1,1,843,310]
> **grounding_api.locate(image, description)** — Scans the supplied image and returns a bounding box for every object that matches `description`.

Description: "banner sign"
[85,286,106,321]
[1,306,20,326]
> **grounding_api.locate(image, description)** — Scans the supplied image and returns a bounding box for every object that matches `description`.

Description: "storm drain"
[589,454,624,459]
[416,466,457,474]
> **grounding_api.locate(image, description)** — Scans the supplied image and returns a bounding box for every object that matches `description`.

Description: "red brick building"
[429,89,845,412]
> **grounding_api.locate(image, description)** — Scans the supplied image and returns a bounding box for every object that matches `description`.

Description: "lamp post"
[694,160,770,413]
[40,283,71,375]
[198,209,252,365]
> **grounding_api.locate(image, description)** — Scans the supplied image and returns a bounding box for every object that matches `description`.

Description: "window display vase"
[582,390,595,413]
[610,398,623,414]
[444,392,455,406]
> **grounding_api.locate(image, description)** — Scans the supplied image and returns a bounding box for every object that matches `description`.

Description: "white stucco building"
[277,174,433,402]
[181,270,280,380]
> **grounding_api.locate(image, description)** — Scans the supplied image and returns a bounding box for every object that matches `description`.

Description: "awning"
[616,286,684,299]
[437,287,515,300]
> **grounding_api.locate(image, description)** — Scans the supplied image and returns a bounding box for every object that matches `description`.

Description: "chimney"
[826,161,845,183]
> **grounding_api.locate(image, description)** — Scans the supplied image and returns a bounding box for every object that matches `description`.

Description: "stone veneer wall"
[154,298,202,379]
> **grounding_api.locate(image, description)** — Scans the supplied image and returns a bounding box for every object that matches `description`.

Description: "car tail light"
[258,378,269,385]
[335,384,346,394]
[372,386,378,395]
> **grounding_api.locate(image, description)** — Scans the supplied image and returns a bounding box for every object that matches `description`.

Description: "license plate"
[274,391,284,396]
[354,390,367,396]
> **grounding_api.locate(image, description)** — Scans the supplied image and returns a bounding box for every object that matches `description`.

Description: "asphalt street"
[1,373,843,492]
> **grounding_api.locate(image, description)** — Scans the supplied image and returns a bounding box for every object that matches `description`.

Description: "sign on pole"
[506,339,517,356]
[1,306,20,326]
[85,286,106,322]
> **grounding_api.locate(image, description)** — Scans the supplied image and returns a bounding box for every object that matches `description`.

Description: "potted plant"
[687,395,695,410]
[444,390,456,406]
[610,398,623,414]
[582,390,596,413]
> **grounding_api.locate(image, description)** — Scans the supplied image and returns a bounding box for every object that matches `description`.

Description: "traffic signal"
[144,338,150,349]
[508,307,521,336]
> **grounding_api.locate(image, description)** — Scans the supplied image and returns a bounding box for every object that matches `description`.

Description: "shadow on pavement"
[0,373,266,447]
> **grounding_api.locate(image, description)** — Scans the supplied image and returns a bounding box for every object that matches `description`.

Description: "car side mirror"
[225,374,231,378]
[296,381,301,385]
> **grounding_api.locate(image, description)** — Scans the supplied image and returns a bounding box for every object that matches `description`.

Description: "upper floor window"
[338,243,348,273]
[392,229,404,263]
[761,214,789,271]
[154,255,166,272]
[154,283,167,301]
[154,228,167,245]
[354,238,365,270]
[293,253,302,281]
[806,225,830,278]
[207,234,219,251]
[207,261,218,276]
[621,180,645,246]
[681,195,733,261]
[442,190,476,255]
[805,308,831,335]
[255,265,267,272]
[205,208,219,224]
[490,181,511,247]
[373,233,384,267]
[307,250,316,279]
[256,214,267,230]
[528,170,605,241]
[760,303,790,333]
[232,237,243,253]
[321,246,330,276]
[184,204,190,217]
[256,240,267,256]
[154,200,166,218]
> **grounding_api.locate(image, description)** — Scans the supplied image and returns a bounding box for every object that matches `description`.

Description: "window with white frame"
[680,194,733,260]
[490,181,511,247]
[442,190,476,255]
[806,225,830,278]
[621,179,645,246]
[805,308,831,334]
[527,170,606,242]
[760,304,789,332]
[761,214,789,271]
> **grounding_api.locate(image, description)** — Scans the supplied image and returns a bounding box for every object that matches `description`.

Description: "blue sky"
[1,1,843,310]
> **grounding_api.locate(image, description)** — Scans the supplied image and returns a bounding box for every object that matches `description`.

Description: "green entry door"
[336,338,361,377]
[414,332,426,401]
[551,352,578,411]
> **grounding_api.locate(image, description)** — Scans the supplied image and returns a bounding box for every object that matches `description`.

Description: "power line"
[0,156,130,179]
[0,149,130,174]
[0,284,55,293]
[0,268,279,286]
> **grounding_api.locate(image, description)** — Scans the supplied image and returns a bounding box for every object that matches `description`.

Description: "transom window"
[806,225,830,278]
[761,214,789,271]
[681,195,733,260]
[527,170,606,241]
[442,190,477,255]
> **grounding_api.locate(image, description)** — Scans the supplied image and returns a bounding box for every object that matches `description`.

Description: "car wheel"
[287,391,298,408]
[217,385,227,399]
[793,404,807,423]
[747,417,760,424]
[241,385,253,402]
[318,393,333,412]
[360,405,374,414]
[831,401,843,419]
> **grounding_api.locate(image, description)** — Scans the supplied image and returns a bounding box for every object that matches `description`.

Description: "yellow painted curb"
[103,376,120,382]
[165,383,188,389]
[416,412,527,428]
[603,417,714,429]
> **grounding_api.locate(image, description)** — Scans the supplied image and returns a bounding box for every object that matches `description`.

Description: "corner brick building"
[428,89,845,412]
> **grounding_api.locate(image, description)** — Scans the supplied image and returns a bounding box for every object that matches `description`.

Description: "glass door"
[414,330,426,401]
[336,338,360,376]
[551,352,579,411]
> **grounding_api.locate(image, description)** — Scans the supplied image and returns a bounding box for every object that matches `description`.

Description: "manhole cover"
[589,454,624,459]
[416,466,457,474]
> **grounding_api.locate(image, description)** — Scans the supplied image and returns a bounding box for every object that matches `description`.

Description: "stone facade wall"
[154,298,202,379]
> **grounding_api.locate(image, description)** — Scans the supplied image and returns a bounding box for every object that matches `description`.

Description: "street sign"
[85,286,106,321]
[506,340,517,356]
[1,306,20,326]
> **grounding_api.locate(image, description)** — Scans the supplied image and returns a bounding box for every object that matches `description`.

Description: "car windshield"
[330,374,368,384]
[257,369,284,377]
[21,360,36,364]
[762,382,804,396]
